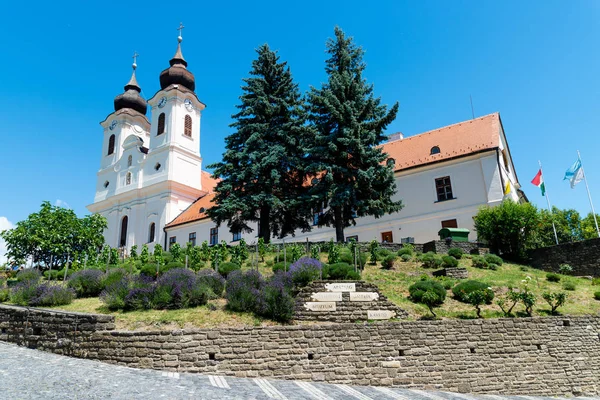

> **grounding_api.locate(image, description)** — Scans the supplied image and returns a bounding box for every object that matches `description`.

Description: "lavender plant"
[289,257,323,287]
[67,269,104,297]
[226,270,264,312]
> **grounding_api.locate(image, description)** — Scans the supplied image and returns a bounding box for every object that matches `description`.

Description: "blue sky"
[1,0,599,231]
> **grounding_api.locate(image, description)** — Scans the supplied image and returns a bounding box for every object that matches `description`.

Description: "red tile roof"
[382,112,500,172]
[166,113,502,228]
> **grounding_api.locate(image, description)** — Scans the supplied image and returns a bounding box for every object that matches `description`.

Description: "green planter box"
[438,228,470,242]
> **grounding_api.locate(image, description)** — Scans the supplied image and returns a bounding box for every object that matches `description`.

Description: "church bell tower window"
[127,155,132,167]
[184,115,192,137]
[108,135,115,155]
[157,113,166,135]
[126,172,132,185]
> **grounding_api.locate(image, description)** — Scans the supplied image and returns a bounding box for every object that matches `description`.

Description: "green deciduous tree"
[306,27,402,242]
[208,44,311,243]
[0,201,106,269]
[473,200,539,259]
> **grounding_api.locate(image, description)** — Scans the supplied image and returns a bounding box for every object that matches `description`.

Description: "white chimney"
[388,132,404,142]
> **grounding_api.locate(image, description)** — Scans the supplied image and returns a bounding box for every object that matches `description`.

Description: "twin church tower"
[87,26,207,250]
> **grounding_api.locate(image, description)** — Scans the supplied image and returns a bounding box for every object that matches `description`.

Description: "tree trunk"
[333,206,345,242]
[259,205,271,244]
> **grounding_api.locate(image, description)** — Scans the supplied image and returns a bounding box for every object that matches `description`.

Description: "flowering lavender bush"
[226,270,264,312]
[153,268,211,309]
[289,257,322,288]
[101,268,129,288]
[10,281,74,306]
[100,275,151,311]
[197,269,225,297]
[256,272,295,322]
[16,269,42,283]
[67,269,104,297]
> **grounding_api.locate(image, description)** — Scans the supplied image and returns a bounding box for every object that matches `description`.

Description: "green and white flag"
[531,169,545,196]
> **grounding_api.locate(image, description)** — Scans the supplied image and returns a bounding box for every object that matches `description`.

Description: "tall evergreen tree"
[306,27,402,242]
[207,44,310,243]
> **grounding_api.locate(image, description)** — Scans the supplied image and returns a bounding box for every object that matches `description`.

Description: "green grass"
[363,257,600,319]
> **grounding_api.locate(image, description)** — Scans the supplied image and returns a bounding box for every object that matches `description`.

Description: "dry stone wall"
[1,305,599,396]
[529,238,600,277]
[294,281,408,322]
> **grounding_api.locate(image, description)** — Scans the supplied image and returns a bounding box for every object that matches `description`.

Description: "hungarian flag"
[531,169,545,196]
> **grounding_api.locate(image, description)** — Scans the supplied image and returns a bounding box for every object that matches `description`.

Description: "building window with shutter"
[107,135,115,155]
[435,176,454,202]
[157,113,165,135]
[232,230,242,242]
[169,236,176,249]
[189,232,196,246]
[184,115,192,137]
[210,228,218,245]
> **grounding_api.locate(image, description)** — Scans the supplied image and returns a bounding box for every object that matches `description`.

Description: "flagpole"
[539,160,559,245]
[577,150,600,238]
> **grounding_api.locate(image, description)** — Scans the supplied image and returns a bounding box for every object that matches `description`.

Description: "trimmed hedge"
[323,263,360,280]
[408,280,446,305]
[452,280,494,303]
[447,248,464,260]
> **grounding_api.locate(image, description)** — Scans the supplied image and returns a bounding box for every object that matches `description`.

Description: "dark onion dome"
[159,36,195,92]
[114,66,148,115]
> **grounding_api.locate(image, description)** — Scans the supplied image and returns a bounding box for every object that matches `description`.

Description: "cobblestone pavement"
[1,342,598,400]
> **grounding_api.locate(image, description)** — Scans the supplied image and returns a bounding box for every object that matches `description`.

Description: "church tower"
[88,24,206,250]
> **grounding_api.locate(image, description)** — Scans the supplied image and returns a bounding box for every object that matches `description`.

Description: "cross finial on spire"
[132,51,139,70]
[177,22,184,43]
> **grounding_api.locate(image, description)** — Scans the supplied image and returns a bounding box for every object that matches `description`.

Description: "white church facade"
[88,35,524,250]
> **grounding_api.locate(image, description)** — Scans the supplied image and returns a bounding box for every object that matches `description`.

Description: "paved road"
[0,342,597,400]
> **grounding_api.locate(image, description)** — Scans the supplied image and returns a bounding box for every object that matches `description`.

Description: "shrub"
[340,249,367,268]
[100,275,152,311]
[447,248,464,260]
[546,273,561,283]
[218,262,241,278]
[152,268,211,309]
[327,240,341,264]
[197,269,225,297]
[377,248,392,259]
[16,269,42,283]
[368,240,379,265]
[441,255,458,269]
[484,254,503,267]
[32,284,76,306]
[190,261,206,272]
[496,288,521,317]
[140,263,161,278]
[323,263,360,280]
[226,270,264,312]
[257,273,295,322]
[466,289,494,318]
[0,288,9,302]
[471,256,488,269]
[419,252,442,269]
[400,254,412,262]
[272,262,291,274]
[67,270,104,297]
[102,268,129,288]
[409,280,446,318]
[397,247,414,257]
[435,276,456,290]
[11,281,75,307]
[381,255,397,270]
[289,257,322,287]
[558,264,573,275]
[518,276,537,316]
[542,292,567,314]
[562,281,576,291]
[164,261,185,272]
[453,280,494,304]
[408,280,446,304]
[594,291,600,301]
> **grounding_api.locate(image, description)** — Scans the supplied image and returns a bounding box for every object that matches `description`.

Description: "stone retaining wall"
[1,305,599,396]
[294,281,407,322]
[529,238,600,277]
[423,240,488,255]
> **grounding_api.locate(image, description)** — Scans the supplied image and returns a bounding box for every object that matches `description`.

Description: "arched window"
[127,155,132,167]
[126,172,132,185]
[184,115,192,137]
[430,146,441,155]
[148,223,156,243]
[157,113,165,135]
[107,135,115,155]
[120,216,128,248]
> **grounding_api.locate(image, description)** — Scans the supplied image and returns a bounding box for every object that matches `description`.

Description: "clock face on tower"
[184,99,193,111]
[158,97,167,108]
